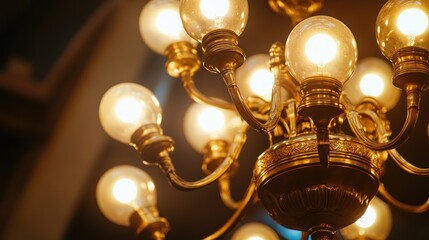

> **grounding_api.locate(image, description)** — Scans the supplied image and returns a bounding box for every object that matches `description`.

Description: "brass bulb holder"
[201,29,246,73]
[164,41,201,78]
[254,134,382,238]
[391,46,429,91]
[298,77,344,124]
[268,0,324,25]
[131,124,174,166]
[130,207,170,240]
[201,140,238,175]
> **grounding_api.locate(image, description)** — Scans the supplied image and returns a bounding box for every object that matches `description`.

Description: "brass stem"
[129,208,170,240]
[181,71,236,110]
[222,69,282,133]
[388,149,429,176]
[203,182,257,240]
[155,122,248,191]
[346,86,421,150]
[378,183,429,213]
[218,174,241,209]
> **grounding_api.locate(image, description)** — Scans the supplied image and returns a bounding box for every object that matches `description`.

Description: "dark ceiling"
[1,0,428,240]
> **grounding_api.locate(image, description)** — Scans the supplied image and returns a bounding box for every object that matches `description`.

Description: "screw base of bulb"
[131,124,174,166]
[298,77,344,125]
[201,29,245,73]
[165,41,201,78]
[130,208,170,240]
[391,47,429,91]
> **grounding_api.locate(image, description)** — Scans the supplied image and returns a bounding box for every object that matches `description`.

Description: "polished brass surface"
[131,124,174,166]
[164,41,200,78]
[378,183,429,213]
[391,47,429,91]
[129,208,170,240]
[201,29,245,73]
[309,224,335,240]
[298,77,344,167]
[268,0,324,25]
[254,134,382,233]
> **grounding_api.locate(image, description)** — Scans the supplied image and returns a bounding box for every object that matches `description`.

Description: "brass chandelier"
[95,0,429,239]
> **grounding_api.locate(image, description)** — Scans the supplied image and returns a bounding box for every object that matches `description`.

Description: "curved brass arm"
[218,174,241,209]
[378,183,429,213]
[181,71,236,110]
[157,122,248,191]
[203,182,257,240]
[388,149,429,176]
[221,69,282,133]
[344,88,421,150]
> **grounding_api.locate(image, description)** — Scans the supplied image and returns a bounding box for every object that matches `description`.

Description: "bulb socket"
[130,208,170,240]
[201,29,245,73]
[298,77,344,125]
[391,46,429,91]
[164,41,201,78]
[131,124,174,165]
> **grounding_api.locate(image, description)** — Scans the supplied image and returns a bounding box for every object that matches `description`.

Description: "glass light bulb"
[183,102,242,152]
[139,0,196,54]
[96,165,157,226]
[285,15,358,83]
[231,222,280,240]
[376,0,429,59]
[180,0,248,42]
[343,58,401,111]
[236,54,277,102]
[340,197,392,240]
[99,82,162,144]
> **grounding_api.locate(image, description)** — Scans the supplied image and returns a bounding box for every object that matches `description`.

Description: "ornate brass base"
[164,41,200,78]
[268,0,324,25]
[254,134,383,239]
[130,208,170,240]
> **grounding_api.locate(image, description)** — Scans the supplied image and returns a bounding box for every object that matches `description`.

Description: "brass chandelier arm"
[221,69,282,133]
[157,122,249,191]
[388,149,429,176]
[181,71,236,110]
[345,90,421,150]
[203,182,257,240]
[218,174,241,209]
[378,184,429,213]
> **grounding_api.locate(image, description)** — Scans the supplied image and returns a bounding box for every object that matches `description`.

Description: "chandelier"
[94,0,429,239]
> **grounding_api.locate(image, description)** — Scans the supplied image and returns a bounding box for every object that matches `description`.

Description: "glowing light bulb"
[139,0,196,54]
[96,165,158,226]
[99,83,162,144]
[355,206,377,228]
[397,8,428,36]
[184,102,242,152]
[376,0,429,59]
[112,178,138,204]
[198,107,225,133]
[114,97,143,124]
[249,69,275,99]
[200,0,229,20]
[286,16,357,83]
[305,33,337,67]
[156,9,183,36]
[359,73,384,97]
[231,222,280,240]
[180,0,248,41]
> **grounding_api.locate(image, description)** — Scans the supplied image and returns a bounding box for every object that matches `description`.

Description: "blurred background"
[0,0,428,239]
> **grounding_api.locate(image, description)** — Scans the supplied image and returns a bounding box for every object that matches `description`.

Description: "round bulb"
[96,165,157,226]
[231,222,280,240]
[99,82,162,144]
[340,197,392,240]
[376,0,429,59]
[285,15,358,83]
[139,0,197,54]
[343,58,401,111]
[183,102,242,152]
[180,0,248,42]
